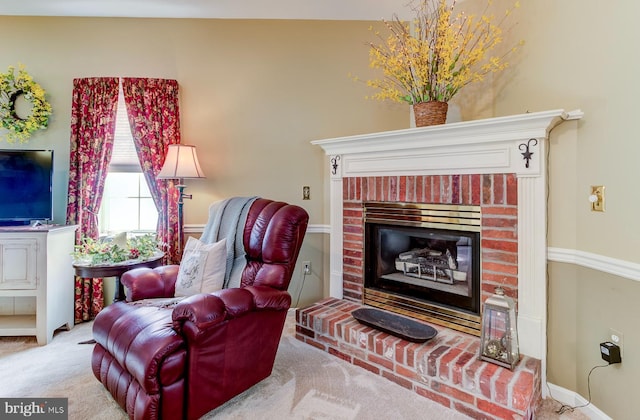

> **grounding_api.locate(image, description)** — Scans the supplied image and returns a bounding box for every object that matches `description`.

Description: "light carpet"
[0,310,586,419]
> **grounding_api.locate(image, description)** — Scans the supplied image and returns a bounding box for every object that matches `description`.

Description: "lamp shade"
[157,144,206,179]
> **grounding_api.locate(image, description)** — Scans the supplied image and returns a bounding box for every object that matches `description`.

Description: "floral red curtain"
[66,77,119,323]
[122,78,181,264]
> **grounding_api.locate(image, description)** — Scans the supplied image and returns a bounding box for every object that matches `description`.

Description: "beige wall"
[0,17,406,224]
[495,0,640,260]
[489,1,640,418]
[3,2,640,416]
[0,16,406,309]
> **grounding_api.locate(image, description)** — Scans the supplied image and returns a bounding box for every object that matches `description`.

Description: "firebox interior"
[363,201,483,335]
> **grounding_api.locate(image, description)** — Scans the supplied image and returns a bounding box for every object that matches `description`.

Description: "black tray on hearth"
[351,307,437,343]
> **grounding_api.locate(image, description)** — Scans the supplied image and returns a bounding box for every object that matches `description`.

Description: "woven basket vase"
[413,101,448,127]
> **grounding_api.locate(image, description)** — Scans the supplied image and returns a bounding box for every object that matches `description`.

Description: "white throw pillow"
[175,237,227,297]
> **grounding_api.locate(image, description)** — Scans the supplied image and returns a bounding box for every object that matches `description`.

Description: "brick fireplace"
[348,174,516,336]
[300,110,582,418]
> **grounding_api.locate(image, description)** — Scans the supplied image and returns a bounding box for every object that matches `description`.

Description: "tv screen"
[0,150,53,225]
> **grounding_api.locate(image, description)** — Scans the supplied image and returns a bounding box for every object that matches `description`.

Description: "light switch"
[589,185,605,212]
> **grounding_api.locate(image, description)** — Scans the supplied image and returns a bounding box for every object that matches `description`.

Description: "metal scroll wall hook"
[331,155,341,175]
[519,138,538,169]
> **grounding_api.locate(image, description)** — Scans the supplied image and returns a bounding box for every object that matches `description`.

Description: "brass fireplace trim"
[364,288,482,336]
[364,202,481,232]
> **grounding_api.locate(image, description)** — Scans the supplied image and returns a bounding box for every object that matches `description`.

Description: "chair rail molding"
[184,223,327,235]
[548,247,640,282]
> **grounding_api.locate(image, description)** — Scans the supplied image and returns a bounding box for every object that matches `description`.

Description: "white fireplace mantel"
[312,109,583,370]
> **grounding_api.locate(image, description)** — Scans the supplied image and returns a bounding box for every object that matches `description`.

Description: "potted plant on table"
[362,0,522,127]
[72,233,162,266]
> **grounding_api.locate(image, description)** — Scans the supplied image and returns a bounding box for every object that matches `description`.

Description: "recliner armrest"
[171,288,255,339]
[121,265,179,301]
[171,286,290,340]
[172,293,229,339]
[244,285,291,310]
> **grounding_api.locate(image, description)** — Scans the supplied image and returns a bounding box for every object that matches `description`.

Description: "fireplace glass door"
[365,223,481,316]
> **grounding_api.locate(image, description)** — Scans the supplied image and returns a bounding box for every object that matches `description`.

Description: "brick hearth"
[295,173,538,419]
[296,298,541,419]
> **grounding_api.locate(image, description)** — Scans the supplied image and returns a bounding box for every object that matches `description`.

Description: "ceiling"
[0,0,412,20]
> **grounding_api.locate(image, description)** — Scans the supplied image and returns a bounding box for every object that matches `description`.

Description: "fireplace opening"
[363,202,483,335]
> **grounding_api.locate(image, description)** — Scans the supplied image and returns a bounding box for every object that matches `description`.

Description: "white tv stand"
[0,225,77,345]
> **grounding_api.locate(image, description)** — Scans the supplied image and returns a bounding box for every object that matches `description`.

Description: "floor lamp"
[157,144,206,257]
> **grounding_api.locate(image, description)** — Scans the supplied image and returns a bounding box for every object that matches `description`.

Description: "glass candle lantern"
[479,287,520,370]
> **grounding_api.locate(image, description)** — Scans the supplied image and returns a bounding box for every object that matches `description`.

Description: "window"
[99,173,157,234]
[98,83,158,235]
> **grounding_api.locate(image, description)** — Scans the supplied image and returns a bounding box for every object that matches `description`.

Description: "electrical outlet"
[302,186,311,200]
[302,261,311,275]
[609,328,624,358]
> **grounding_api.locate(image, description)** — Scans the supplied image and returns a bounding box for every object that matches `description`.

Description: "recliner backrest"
[240,199,309,290]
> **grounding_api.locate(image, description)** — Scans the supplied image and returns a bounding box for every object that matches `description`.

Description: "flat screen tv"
[0,149,54,226]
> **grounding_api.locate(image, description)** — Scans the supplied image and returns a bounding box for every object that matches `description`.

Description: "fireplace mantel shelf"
[312,109,583,154]
[312,109,583,179]
[312,109,583,388]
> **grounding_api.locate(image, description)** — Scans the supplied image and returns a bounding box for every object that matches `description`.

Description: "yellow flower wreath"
[0,65,52,143]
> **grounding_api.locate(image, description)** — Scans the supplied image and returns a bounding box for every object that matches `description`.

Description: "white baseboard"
[546,383,612,420]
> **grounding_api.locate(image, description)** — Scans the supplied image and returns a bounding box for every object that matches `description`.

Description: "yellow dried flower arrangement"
[364,0,522,106]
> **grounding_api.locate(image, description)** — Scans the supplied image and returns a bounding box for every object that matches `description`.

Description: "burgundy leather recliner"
[91,198,309,419]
